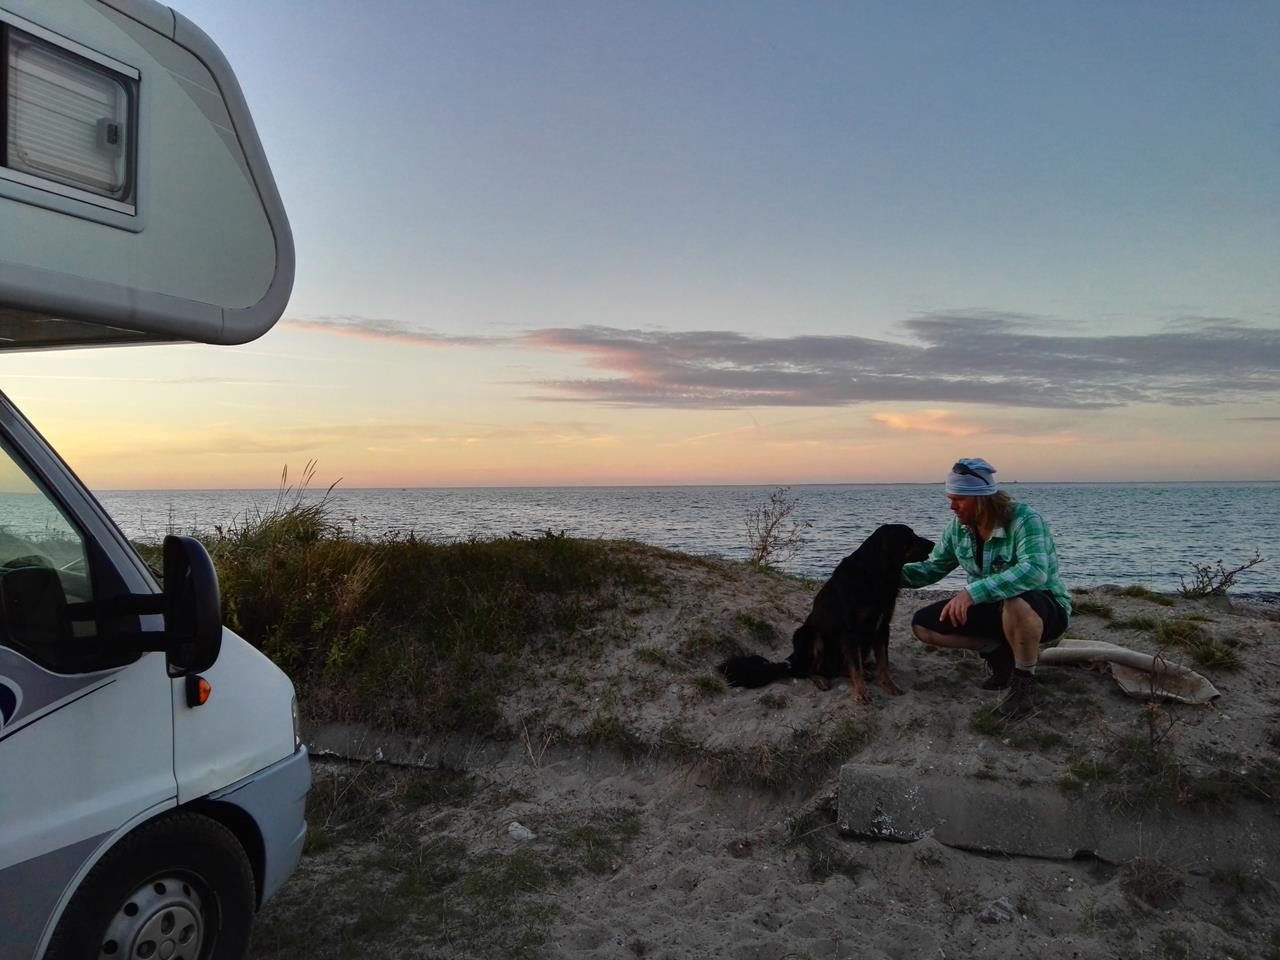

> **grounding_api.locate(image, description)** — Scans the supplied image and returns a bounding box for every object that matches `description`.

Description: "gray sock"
[1014,661,1037,676]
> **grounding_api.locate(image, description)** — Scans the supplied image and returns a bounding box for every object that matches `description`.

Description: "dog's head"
[867,523,934,566]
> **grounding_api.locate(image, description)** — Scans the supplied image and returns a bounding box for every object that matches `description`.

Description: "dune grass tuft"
[1117,585,1175,606]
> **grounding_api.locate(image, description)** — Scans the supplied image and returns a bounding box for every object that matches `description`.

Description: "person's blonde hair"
[974,491,1015,530]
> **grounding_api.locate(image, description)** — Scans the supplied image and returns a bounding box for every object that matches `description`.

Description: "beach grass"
[1116,585,1175,606]
[138,493,662,738]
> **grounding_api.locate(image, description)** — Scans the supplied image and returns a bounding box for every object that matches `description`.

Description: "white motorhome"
[0,2,307,958]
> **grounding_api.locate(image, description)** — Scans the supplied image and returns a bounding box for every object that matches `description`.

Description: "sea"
[90,482,1280,601]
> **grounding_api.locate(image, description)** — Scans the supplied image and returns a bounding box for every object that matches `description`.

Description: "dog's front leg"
[845,668,870,703]
[845,647,871,703]
[873,630,903,696]
[876,660,903,696]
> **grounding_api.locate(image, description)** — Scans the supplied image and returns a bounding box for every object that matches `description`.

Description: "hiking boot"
[979,643,1014,690]
[998,670,1037,720]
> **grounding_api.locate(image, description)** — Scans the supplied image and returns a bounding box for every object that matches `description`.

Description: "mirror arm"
[104,593,166,617]
[106,631,172,652]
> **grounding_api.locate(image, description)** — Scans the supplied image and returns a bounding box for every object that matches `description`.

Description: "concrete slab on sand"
[837,762,1275,873]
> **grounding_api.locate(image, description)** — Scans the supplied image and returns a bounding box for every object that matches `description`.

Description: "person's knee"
[1004,596,1031,613]
[912,623,938,645]
[911,605,934,629]
[1003,596,1042,625]
[1002,595,1044,645]
[911,602,946,645]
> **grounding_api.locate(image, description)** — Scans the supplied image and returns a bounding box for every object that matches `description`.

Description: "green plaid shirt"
[901,501,1072,618]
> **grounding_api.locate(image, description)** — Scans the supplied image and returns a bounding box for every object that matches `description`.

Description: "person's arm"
[901,523,960,587]
[965,510,1053,603]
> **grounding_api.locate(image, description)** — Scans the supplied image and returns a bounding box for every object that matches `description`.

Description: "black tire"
[45,812,256,960]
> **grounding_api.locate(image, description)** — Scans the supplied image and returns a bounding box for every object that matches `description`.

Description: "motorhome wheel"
[44,813,255,960]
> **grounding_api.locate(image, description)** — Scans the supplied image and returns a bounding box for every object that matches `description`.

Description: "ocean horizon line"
[96,478,1280,494]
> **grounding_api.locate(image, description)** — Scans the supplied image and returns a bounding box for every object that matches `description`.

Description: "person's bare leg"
[999,597,1044,719]
[1001,597,1044,670]
[912,623,984,650]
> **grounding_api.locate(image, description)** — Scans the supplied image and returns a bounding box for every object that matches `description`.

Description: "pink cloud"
[282,317,499,347]
[871,410,979,436]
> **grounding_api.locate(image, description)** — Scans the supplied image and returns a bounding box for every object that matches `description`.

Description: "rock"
[978,896,1017,924]
[507,821,536,841]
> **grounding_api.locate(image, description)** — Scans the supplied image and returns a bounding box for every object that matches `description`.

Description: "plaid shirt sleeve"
[900,521,960,587]
[965,508,1052,604]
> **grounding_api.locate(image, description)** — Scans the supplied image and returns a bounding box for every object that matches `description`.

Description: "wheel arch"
[184,799,266,908]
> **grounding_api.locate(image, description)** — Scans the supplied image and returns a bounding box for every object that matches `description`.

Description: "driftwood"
[1041,638,1220,704]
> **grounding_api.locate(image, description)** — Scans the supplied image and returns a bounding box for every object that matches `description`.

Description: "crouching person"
[901,458,1072,720]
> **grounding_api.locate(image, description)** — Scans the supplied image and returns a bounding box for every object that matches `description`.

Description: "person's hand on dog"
[940,589,974,626]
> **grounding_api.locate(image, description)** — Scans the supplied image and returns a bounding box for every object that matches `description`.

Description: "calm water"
[86,482,1280,599]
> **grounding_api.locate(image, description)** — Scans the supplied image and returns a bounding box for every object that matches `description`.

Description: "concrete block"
[837,762,1276,873]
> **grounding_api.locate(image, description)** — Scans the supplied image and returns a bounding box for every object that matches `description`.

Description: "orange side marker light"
[186,675,212,708]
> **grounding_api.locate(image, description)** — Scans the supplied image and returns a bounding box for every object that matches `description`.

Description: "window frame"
[0,398,150,675]
[0,12,140,219]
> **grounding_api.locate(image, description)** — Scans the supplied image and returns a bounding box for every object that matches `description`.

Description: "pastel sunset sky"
[2,0,1277,488]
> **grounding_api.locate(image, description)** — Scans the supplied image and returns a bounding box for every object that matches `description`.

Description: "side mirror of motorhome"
[0,535,224,677]
[155,534,224,675]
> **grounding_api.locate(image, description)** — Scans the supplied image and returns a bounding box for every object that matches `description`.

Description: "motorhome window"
[0,434,95,669]
[3,26,136,206]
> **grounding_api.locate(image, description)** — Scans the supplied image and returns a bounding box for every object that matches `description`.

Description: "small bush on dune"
[1178,551,1267,598]
[743,487,811,568]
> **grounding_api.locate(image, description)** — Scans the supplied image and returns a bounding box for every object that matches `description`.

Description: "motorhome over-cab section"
[0,0,293,349]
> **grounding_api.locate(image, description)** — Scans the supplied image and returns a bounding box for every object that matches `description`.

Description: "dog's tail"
[717,654,792,688]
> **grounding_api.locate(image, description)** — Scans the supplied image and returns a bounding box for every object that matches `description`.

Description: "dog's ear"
[873,526,897,563]
[879,524,908,562]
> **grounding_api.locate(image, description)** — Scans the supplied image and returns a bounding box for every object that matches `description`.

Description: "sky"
[2,0,1278,488]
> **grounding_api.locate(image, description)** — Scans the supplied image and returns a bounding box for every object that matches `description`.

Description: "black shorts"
[911,590,1068,648]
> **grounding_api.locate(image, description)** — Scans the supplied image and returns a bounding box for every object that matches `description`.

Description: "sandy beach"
[249,543,1279,959]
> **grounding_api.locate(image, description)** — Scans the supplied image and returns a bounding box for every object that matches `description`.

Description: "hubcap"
[99,876,204,960]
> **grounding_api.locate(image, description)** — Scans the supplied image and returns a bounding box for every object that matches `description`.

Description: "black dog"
[718,524,934,703]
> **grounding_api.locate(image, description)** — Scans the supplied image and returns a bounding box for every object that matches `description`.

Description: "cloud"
[518,315,1280,411]
[0,373,278,386]
[280,311,1280,412]
[76,421,437,460]
[871,410,980,436]
[283,315,505,348]
[115,418,622,458]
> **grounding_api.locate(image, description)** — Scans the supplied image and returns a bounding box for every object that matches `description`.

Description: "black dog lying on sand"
[718,524,934,703]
